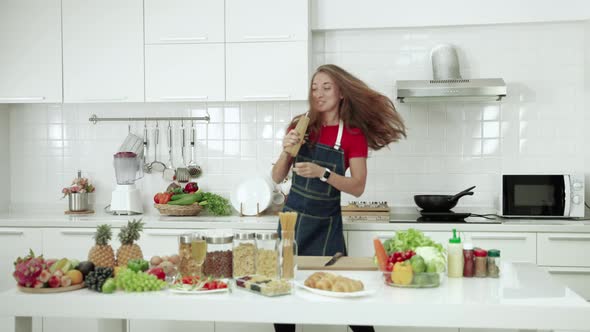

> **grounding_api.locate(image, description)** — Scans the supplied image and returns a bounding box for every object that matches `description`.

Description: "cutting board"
[297,256,378,271]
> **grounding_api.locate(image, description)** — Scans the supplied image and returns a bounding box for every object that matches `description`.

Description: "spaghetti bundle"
[279,212,298,279]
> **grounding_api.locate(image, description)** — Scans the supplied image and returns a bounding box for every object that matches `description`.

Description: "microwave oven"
[501,174,585,218]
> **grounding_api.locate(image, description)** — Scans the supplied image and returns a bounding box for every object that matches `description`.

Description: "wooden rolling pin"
[285,114,309,157]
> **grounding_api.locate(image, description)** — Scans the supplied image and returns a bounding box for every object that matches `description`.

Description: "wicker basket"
[154,203,203,216]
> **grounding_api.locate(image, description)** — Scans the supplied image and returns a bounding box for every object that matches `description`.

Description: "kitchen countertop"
[1,263,589,331]
[0,211,588,232]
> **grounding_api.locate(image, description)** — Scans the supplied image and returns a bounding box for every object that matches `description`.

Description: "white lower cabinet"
[537,233,590,267]
[544,267,590,300]
[42,228,120,332]
[130,320,213,332]
[375,328,457,332]
[0,229,43,332]
[465,232,536,263]
[346,231,448,257]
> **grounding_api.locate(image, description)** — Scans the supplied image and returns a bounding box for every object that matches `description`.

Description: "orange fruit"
[66,269,83,285]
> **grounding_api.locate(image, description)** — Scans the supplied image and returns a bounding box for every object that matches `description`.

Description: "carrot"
[373,238,388,271]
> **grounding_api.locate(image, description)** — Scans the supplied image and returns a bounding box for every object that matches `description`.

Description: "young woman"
[272,64,406,332]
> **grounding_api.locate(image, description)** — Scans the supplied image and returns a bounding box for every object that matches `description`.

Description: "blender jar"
[113,152,143,185]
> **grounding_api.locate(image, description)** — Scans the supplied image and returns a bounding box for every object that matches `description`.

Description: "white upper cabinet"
[144,0,224,44]
[225,0,309,42]
[145,44,225,102]
[62,0,144,103]
[226,42,309,101]
[0,0,62,103]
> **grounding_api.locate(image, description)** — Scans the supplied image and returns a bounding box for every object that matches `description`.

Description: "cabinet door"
[43,228,119,261]
[130,320,213,332]
[226,0,309,42]
[145,44,225,102]
[347,231,448,257]
[544,267,590,301]
[142,229,196,258]
[144,0,223,44]
[62,0,144,102]
[0,229,43,291]
[537,233,590,267]
[0,0,62,103]
[226,42,309,101]
[466,232,536,263]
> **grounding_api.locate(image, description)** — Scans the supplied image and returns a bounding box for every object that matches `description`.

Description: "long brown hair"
[290,64,406,150]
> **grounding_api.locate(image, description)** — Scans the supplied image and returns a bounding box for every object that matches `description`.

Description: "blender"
[110,152,143,215]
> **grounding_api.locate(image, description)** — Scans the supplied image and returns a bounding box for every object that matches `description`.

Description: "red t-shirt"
[310,125,368,170]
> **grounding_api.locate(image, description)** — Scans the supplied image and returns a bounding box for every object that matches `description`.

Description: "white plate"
[294,281,376,298]
[230,177,272,216]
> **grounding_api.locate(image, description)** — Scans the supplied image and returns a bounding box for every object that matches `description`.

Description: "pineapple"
[88,224,116,268]
[116,219,144,267]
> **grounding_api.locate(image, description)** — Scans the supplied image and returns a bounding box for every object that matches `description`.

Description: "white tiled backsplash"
[3,21,588,214]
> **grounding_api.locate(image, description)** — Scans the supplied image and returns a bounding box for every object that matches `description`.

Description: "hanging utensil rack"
[88,113,210,124]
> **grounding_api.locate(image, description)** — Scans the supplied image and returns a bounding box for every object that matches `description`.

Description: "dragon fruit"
[13,249,46,287]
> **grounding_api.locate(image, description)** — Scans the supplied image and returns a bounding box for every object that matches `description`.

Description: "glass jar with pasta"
[233,231,256,278]
[255,232,279,278]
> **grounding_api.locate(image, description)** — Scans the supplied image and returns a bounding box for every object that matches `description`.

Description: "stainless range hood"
[396,44,507,103]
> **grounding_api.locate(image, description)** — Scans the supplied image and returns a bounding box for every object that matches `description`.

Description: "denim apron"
[279,120,347,256]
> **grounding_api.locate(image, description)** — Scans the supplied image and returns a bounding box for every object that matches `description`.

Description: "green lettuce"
[382,229,444,255]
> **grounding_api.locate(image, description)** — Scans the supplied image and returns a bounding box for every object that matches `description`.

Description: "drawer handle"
[0,231,24,236]
[471,235,527,241]
[159,96,208,101]
[82,97,128,102]
[159,36,208,42]
[548,236,590,241]
[243,35,291,41]
[0,97,45,102]
[243,95,290,100]
[148,232,186,237]
[549,270,590,275]
[60,231,95,236]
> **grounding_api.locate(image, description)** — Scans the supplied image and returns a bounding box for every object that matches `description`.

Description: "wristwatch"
[319,168,331,182]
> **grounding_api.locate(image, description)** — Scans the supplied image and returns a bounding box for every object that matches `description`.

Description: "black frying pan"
[414,186,476,212]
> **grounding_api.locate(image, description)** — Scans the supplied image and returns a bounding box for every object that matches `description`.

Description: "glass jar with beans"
[203,233,234,279]
[233,231,256,278]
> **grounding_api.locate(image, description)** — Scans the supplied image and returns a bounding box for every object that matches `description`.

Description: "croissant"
[304,272,364,293]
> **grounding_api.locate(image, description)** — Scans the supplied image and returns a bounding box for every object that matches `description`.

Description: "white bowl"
[230,177,273,216]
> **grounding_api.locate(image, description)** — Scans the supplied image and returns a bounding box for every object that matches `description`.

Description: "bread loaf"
[304,272,364,293]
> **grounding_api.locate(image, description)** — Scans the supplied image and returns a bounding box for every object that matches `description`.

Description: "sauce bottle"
[463,242,474,277]
[447,229,463,278]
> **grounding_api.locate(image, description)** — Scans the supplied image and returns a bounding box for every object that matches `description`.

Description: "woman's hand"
[282,129,301,152]
[293,162,324,178]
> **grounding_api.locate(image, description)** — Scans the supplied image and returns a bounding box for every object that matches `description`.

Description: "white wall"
[0,105,9,212]
[312,0,590,30]
[6,21,588,214]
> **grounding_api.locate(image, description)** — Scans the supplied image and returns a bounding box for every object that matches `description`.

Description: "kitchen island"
[1,263,589,332]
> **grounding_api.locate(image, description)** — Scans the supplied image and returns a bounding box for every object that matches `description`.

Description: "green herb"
[382,229,444,255]
[200,192,232,216]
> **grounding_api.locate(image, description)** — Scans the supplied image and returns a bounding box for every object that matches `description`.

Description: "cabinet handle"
[82,97,128,102]
[60,231,95,236]
[243,95,290,100]
[159,36,208,42]
[0,231,24,236]
[243,35,292,41]
[548,236,590,241]
[0,97,45,102]
[471,235,527,241]
[159,96,208,101]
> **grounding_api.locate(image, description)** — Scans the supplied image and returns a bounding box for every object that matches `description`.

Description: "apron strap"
[334,120,344,151]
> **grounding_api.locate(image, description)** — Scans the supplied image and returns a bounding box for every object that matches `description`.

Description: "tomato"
[386,262,394,272]
[153,193,160,204]
[217,282,227,289]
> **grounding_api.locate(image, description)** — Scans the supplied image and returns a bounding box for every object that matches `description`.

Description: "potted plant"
[62,171,95,212]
